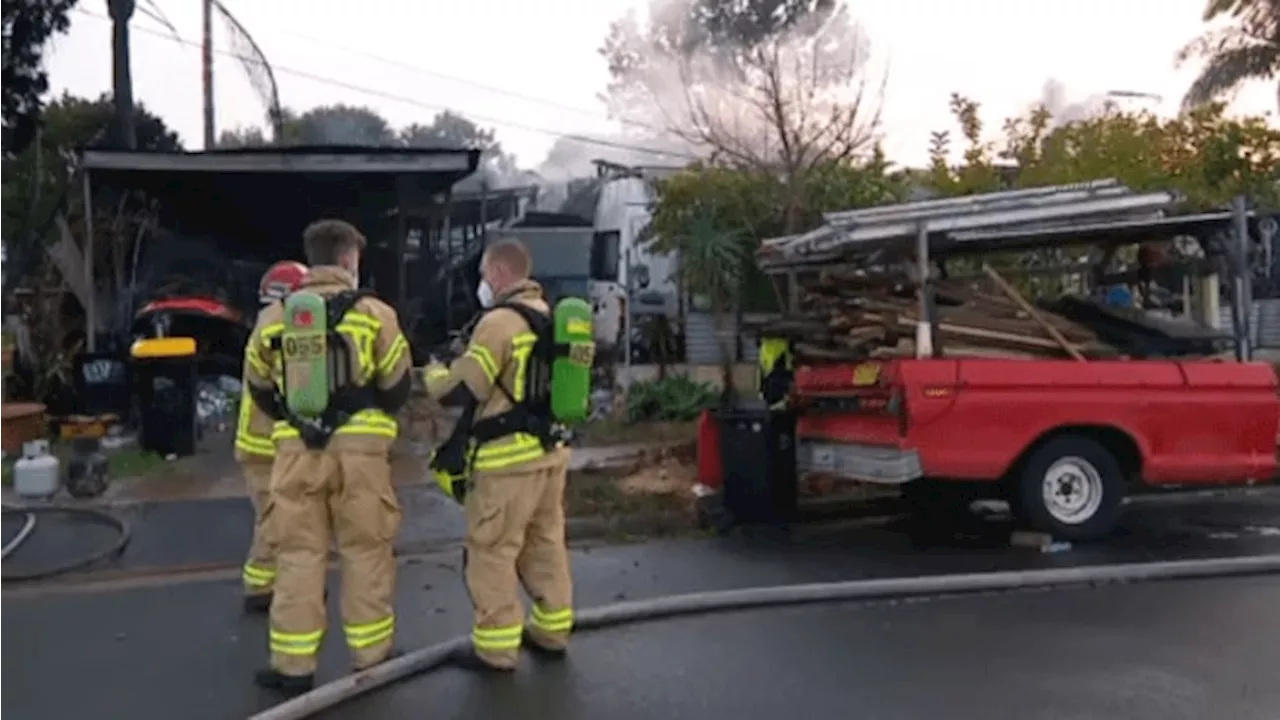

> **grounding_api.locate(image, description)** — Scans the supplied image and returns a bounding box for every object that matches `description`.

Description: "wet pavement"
[327,576,1280,720]
[3,490,1280,720]
[0,485,467,579]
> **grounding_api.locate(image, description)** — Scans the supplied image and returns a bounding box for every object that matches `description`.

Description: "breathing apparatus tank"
[550,297,594,424]
[281,290,331,418]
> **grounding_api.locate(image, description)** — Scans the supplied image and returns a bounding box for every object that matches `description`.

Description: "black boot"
[243,593,272,614]
[254,669,315,695]
[522,631,567,659]
[449,646,514,673]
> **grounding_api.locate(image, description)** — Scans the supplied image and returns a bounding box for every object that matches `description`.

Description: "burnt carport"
[77,146,480,352]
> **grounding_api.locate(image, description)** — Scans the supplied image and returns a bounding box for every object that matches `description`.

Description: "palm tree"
[670,208,747,404]
[1177,0,1280,113]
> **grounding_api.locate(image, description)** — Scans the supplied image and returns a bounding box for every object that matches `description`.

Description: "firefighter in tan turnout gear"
[423,238,592,672]
[242,220,413,694]
[237,260,309,612]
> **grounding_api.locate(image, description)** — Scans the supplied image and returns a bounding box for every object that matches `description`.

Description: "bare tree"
[601,1,884,232]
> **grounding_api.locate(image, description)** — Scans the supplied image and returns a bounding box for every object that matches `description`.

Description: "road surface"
[325,575,1280,720]
[3,491,1280,719]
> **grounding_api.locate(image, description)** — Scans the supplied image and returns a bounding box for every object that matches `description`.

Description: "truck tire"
[1010,435,1125,541]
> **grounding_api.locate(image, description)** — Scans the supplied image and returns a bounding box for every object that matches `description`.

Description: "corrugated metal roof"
[761,179,1188,267]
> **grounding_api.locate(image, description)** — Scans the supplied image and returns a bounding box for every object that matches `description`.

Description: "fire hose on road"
[1,504,132,582]
[249,552,1280,720]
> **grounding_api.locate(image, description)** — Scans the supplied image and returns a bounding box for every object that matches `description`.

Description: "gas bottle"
[13,439,61,499]
[65,437,110,499]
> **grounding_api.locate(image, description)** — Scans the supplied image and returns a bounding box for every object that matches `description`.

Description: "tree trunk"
[711,293,737,407]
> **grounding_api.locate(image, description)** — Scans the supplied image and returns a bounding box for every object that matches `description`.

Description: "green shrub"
[625,375,719,423]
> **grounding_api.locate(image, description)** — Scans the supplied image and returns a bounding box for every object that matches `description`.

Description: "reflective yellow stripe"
[472,624,523,651]
[424,366,449,382]
[235,388,275,457]
[464,344,499,383]
[344,616,395,649]
[269,628,324,656]
[243,563,276,587]
[342,310,382,332]
[378,334,409,375]
[249,324,285,378]
[511,332,536,401]
[270,410,399,441]
[235,435,274,456]
[472,432,545,471]
[333,322,377,383]
[529,605,573,634]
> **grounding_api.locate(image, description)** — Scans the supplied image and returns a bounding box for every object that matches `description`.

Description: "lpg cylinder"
[13,439,61,499]
[65,437,110,499]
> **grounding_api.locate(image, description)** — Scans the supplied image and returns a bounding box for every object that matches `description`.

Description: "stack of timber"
[752,267,1119,363]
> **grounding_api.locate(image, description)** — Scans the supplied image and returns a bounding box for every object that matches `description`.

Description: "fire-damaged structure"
[79,146,493,375]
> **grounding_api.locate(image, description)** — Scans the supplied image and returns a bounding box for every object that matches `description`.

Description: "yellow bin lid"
[130,337,198,359]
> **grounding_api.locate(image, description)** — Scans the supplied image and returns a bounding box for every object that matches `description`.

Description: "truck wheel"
[1011,436,1125,542]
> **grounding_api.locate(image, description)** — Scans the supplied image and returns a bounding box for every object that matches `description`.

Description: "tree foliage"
[2,0,80,157]
[1176,0,1279,113]
[218,105,522,189]
[926,93,1280,210]
[3,93,182,249]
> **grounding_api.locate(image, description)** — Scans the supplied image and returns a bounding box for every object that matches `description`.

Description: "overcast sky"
[46,0,1277,171]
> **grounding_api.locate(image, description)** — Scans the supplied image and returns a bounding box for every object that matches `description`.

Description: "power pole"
[107,0,137,149]
[202,0,215,149]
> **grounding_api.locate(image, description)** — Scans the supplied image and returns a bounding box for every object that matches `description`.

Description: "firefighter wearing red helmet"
[237,260,309,612]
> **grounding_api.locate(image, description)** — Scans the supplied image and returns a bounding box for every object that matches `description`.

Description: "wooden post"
[81,168,97,352]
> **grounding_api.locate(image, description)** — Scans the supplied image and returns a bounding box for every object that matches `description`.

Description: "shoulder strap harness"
[468,301,564,452]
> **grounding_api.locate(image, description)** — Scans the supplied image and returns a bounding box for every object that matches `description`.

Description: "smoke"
[1033,78,1110,125]
[532,133,693,211]
[590,0,881,169]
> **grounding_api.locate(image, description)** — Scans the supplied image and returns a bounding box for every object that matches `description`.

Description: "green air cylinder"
[281,291,330,417]
[550,297,595,424]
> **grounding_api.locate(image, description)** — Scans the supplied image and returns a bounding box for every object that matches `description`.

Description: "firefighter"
[422,238,578,672]
[758,336,794,409]
[243,220,413,694]
[237,260,309,613]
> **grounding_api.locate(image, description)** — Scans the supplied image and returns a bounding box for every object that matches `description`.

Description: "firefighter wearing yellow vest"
[758,336,794,409]
[422,238,581,672]
[242,220,413,695]
[237,260,309,613]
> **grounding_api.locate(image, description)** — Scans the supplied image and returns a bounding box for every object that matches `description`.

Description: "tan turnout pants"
[266,447,402,676]
[241,459,278,596]
[465,447,575,668]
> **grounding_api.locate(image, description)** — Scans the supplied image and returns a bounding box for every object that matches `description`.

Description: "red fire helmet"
[259,261,308,305]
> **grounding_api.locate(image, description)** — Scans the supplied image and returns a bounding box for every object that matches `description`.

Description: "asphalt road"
[326,576,1280,720]
[3,491,1280,720]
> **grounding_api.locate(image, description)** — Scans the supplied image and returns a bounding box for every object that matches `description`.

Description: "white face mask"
[477,279,495,308]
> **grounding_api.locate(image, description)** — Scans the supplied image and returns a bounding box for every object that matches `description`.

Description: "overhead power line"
[231,7,671,138]
[73,7,695,161]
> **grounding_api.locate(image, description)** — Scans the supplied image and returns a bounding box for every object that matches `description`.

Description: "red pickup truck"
[792,358,1280,540]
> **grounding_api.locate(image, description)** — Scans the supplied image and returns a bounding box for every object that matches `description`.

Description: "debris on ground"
[617,456,697,497]
[196,376,241,430]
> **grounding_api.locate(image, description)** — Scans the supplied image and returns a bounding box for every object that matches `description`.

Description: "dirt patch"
[573,419,697,447]
[565,456,700,541]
